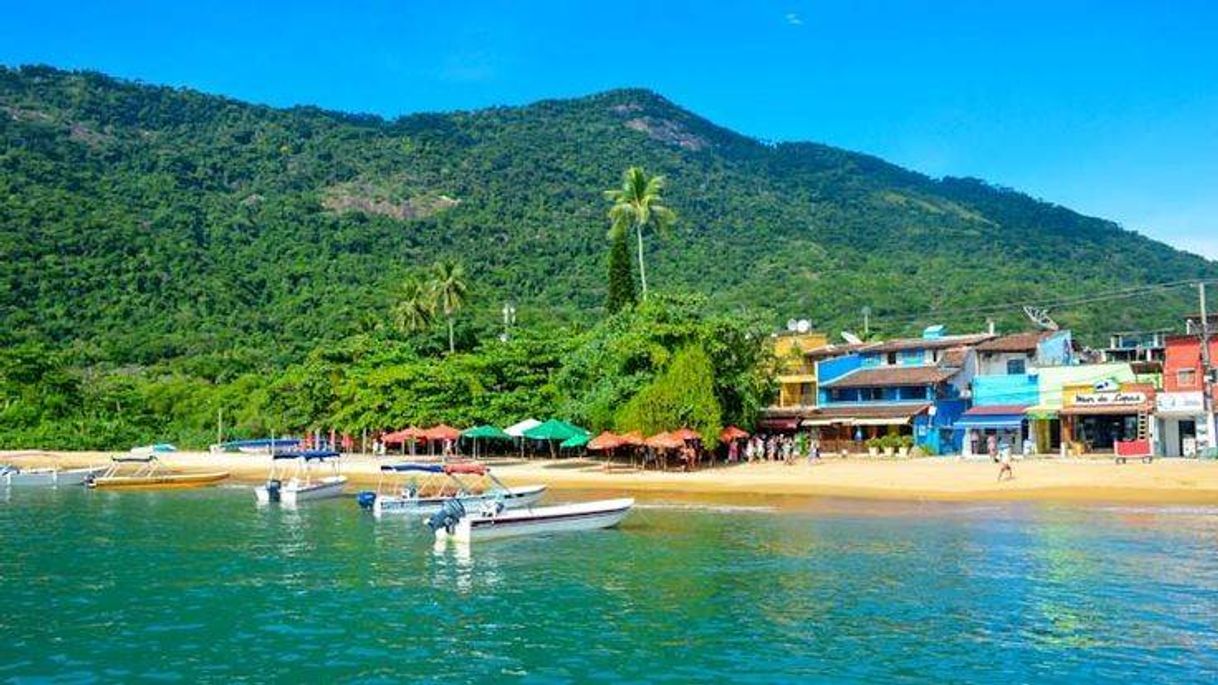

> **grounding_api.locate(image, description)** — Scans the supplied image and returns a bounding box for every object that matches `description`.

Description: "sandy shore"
[5,450,1218,505]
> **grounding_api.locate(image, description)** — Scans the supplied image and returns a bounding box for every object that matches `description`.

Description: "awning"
[852,417,914,426]
[758,417,800,431]
[802,418,846,427]
[1024,406,1058,420]
[955,416,1024,429]
[1059,404,1150,417]
[801,404,929,428]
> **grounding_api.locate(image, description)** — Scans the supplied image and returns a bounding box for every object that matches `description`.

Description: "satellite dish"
[796,319,811,333]
[786,319,798,332]
[841,331,863,345]
[1023,306,1060,331]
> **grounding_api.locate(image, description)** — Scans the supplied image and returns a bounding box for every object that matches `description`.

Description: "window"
[1178,368,1197,387]
[1007,358,1026,375]
[887,352,898,365]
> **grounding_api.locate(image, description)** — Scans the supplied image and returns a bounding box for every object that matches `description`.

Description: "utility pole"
[862,306,871,339]
[1200,282,1216,454]
[217,408,223,446]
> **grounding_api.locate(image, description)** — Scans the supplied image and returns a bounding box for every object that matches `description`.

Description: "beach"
[7,450,1218,504]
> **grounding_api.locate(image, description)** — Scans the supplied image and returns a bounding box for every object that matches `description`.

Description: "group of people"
[729,433,821,465]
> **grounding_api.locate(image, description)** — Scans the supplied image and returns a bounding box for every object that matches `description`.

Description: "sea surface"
[2,487,1217,683]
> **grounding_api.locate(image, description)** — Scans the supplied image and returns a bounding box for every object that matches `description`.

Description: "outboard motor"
[425,498,467,535]
[356,491,377,510]
[265,479,282,503]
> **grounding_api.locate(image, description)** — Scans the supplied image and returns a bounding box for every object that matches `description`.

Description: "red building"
[1157,335,1218,456]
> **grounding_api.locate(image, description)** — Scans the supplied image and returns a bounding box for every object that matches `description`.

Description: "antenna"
[786,318,798,332]
[1023,306,1059,331]
[796,319,811,333]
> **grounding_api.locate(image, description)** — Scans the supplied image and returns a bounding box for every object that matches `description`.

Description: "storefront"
[1156,391,1206,457]
[1059,384,1155,454]
[955,405,1031,457]
[801,404,929,453]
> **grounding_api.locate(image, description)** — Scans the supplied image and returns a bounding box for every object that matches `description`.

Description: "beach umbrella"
[524,419,587,458]
[720,425,750,442]
[504,418,542,437]
[618,431,645,446]
[644,432,683,450]
[671,427,701,442]
[587,431,623,451]
[425,424,461,441]
[461,424,512,459]
[560,433,590,449]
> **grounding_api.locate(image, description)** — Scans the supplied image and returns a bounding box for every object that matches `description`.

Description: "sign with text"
[1156,391,1205,415]
[1072,391,1146,407]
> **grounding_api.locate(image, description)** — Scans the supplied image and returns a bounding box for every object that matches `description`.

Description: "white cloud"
[785,12,803,26]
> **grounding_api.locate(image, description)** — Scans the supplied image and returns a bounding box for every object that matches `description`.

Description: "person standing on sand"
[997,450,1014,481]
[987,434,998,462]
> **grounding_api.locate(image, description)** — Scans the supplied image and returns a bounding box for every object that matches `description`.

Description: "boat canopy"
[271,449,340,461]
[218,438,300,450]
[444,462,488,476]
[380,463,444,473]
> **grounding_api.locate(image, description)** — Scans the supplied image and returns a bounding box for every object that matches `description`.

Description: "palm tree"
[604,167,676,299]
[392,277,434,335]
[430,260,468,353]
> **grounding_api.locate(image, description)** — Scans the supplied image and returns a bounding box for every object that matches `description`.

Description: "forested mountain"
[3,65,1215,368]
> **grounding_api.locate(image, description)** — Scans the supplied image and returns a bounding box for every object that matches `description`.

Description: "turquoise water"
[2,487,1217,683]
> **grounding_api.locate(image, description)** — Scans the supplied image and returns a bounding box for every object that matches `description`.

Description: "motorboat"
[254,450,347,505]
[2,464,108,487]
[427,497,634,543]
[88,456,230,490]
[209,438,301,454]
[357,461,546,517]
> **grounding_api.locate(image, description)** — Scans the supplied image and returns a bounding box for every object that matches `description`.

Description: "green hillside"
[3,65,1214,365]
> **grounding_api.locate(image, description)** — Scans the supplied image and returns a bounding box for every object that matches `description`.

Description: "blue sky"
[3,1,1216,259]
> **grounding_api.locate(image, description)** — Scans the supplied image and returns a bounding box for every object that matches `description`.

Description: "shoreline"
[5,450,1218,505]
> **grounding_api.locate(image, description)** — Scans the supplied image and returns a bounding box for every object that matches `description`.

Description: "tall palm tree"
[430,260,468,353]
[392,277,434,335]
[604,167,676,299]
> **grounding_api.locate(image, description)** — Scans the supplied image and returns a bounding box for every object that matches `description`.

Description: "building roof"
[821,366,958,388]
[803,403,931,426]
[974,331,1054,353]
[804,342,870,360]
[937,346,969,368]
[864,333,995,354]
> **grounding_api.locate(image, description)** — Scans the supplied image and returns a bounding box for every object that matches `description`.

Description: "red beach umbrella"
[671,427,701,442]
[587,431,624,451]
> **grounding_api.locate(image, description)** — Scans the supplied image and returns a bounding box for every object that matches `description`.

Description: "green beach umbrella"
[560,433,590,449]
[461,425,512,440]
[524,419,589,457]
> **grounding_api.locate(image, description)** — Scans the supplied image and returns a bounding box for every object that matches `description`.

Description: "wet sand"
[6,450,1218,505]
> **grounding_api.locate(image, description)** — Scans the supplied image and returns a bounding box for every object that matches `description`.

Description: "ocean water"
[2,487,1217,683]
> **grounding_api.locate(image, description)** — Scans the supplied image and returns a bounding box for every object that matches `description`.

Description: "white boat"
[254,450,348,505]
[428,497,634,543]
[358,462,546,517]
[1,464,108,487]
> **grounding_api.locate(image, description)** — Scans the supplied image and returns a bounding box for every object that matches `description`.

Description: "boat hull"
[88,471,230,490]
[255,476,348,505]
[3,466,107,487]
[374,485,546,517]
[436,497,634,543]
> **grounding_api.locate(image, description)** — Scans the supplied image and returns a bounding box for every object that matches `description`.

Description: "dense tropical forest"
[2,65,1215,449]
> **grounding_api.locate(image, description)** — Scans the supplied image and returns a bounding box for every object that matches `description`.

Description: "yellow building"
[770,331,829,411]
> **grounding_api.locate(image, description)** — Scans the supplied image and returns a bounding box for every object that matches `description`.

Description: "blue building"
[960,330,1075,456]
[808,327,995,454]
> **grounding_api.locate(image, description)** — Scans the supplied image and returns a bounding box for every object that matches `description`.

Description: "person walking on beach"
[997,449,1014,481]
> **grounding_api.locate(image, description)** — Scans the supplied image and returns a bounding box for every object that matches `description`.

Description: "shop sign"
[1156,391,1204,415]
[1072,391,1145,406]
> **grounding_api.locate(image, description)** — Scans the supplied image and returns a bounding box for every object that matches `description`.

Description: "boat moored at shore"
[358,461,546,516]
[2,464,108,487]
[428,497,634,543]
[255,450,348,505]
[87,456,230,490]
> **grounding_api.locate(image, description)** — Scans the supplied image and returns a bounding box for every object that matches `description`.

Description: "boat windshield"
[381,463,444,473]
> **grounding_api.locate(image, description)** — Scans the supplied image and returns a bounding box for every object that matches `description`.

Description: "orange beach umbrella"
[587,431,624,451]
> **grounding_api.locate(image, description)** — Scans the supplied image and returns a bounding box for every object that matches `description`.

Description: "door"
[1180,420,1197,457]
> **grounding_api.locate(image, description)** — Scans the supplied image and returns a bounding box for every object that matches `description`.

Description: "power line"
[868,279,1218,328]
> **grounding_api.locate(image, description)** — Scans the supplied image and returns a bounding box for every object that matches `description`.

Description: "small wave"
[634,502,777,513]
